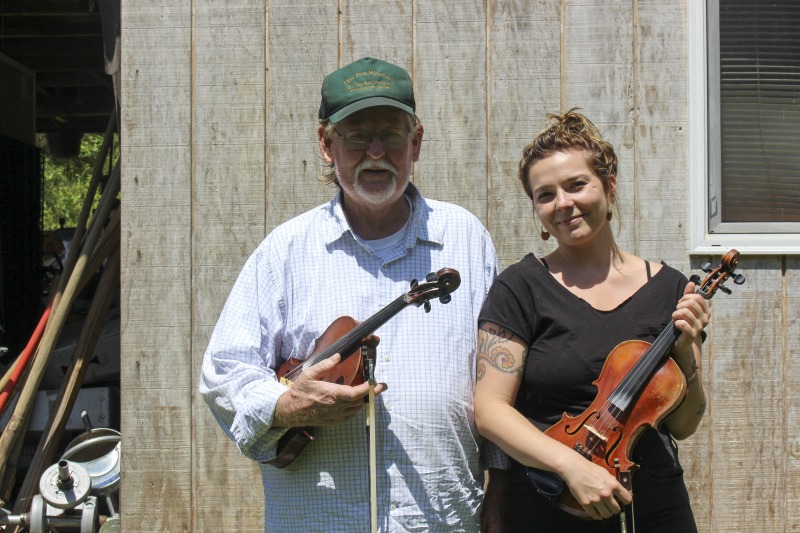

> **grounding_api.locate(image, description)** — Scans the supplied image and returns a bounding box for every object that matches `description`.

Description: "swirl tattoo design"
[477,325,524,381]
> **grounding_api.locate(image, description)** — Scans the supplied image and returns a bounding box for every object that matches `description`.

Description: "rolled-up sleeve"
[199,244,290,463]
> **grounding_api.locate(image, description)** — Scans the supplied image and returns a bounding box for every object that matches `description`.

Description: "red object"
[0,303,52,415]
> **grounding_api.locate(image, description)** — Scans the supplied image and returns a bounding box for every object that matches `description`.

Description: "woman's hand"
[664,281,710,439]
[671,281,711,375]
[560,454,632,520]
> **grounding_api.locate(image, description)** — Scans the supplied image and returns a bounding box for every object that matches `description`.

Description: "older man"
[200,57,499,532]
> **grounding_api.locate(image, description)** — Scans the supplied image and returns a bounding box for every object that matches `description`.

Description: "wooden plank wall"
[121,1,194,530]
[120,1,799,531]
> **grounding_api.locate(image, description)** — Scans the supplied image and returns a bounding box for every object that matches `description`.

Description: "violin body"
[278,316,373,388]
[538,340,686,519]
[268,317,377,469]
[264,267,462,468]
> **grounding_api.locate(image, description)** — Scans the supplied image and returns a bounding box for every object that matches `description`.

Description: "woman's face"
[527,149,615,247]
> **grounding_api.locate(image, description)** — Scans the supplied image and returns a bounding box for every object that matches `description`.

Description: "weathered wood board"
[119,1,800,531]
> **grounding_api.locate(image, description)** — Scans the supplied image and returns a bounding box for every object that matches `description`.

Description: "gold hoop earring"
[541,229,550,241]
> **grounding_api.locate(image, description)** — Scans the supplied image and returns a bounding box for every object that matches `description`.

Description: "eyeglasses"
[333,127,411,150]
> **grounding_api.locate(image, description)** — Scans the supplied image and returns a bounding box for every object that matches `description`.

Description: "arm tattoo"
[477,325,524,382]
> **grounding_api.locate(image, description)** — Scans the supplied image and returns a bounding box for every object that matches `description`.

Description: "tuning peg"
[734,274,746,285]
[439,294,451,304]
[719,285,732,295]
[701,262,712,272]
[410,279,418,288]
[426,272,437,282]
[689,274,701,284]
[424,301,432,313]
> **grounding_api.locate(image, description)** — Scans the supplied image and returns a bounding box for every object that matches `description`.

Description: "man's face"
[319,107,423,214]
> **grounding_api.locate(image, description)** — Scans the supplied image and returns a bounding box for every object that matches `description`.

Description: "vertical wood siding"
[120,1,799,531]
[191,2,268,531]
[121,1,193,531]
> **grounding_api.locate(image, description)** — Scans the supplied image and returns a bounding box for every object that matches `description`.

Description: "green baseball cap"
[319,57,415,123]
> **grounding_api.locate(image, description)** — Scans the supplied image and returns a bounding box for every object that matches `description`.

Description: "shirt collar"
[322,183,445,248]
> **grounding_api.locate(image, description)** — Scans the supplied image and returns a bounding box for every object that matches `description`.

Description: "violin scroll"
[691,249,745,299]
[408,268,461,312]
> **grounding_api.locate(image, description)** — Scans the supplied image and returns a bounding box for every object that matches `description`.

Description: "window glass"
[709,0,800,232]
[692,0,800,253]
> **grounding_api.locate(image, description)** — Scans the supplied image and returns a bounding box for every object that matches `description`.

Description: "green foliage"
[39,133,118,231]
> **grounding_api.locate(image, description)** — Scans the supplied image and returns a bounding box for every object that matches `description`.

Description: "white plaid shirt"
[200,184,500,532]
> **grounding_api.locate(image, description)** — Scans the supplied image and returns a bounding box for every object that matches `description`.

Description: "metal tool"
[0,420,121,532]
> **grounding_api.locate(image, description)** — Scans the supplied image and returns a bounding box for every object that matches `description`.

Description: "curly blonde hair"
[518,109,617,203]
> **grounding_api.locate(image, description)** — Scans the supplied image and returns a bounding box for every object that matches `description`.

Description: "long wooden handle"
[13,242,120,515]
[367,356,378,533]
[0,161,120,486]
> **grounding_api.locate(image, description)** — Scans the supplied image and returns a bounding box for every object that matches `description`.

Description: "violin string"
[600,276,714,427]
[614,330,677,408]
[593,332,673,433]
[569,270,726,483]
[278,288,426,384]
[580,328,679,461]
[584,298,706,458]
[282,327,363,383]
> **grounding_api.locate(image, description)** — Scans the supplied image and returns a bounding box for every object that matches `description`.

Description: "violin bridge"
[584,424,607,443]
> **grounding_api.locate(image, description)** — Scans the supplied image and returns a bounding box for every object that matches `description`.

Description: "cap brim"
[329,96,414,123]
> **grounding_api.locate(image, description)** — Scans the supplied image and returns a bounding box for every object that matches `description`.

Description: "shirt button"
[384,355,391,362]
[390,503,398,511]
[386,403,393,411]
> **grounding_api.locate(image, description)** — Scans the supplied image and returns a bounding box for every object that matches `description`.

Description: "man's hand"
[273,354,387,428]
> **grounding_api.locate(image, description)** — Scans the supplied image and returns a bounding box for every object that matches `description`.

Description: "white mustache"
[355,159,398,178]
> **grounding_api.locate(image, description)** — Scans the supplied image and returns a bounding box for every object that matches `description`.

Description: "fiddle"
[265,267,461,468]
[528,250,745,518]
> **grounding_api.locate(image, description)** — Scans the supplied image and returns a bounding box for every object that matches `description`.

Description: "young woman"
[475,110,709,532]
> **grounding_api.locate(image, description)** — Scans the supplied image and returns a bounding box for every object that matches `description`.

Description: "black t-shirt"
[479,253,688,427]
[479,254,698,531]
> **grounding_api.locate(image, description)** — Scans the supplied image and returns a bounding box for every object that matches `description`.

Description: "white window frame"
[689,0,800,255]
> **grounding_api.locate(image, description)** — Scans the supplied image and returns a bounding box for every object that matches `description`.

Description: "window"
[690,0,800,254]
